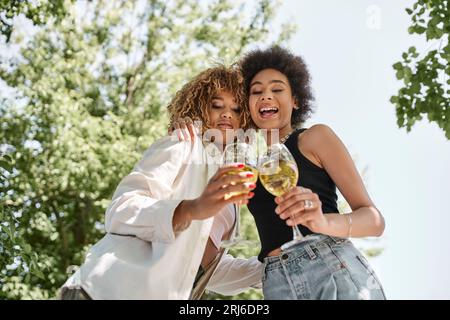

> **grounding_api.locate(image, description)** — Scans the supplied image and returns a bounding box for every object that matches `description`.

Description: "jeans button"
[281,253,289,260]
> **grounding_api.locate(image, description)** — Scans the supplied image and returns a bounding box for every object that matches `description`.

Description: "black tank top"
[248,128,338,262]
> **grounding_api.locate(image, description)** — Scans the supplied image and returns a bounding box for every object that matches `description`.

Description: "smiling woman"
[249,69,298,131]
[209,92,242,143]
[240,46,386,300]
[168,66,252,136]
[242,47,314,136]
[57,65,262,300]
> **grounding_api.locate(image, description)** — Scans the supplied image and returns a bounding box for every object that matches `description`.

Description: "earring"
[293,105,299,110]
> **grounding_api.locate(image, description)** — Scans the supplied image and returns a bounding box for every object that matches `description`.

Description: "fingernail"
[286,220,292,226]
[248,183,256,189]
[236,163,244,168]
[246,173,254,178]
[275,207,280,214]
[248,192,254,198]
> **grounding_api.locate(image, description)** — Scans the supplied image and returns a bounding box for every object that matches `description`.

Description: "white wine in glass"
[223,164,258,200]
[258,143,304,250]
[220,142,260,249]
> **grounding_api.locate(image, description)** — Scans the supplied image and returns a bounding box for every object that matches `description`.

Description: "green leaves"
[0,154,13,181]
[391,0,450,140]
[0,0,73,42]
[0,205,48,296]
[1,0,295,299]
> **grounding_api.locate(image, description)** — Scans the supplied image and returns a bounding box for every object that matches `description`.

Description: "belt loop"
[328,235,342,245]
[305,244,317,260]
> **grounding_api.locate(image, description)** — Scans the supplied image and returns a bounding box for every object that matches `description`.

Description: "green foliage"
[0,154,48,299]
[391,0,450,139]
[0,0,72,42]
[0,0,295,299]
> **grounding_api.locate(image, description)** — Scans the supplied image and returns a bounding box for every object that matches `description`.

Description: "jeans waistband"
[263,234,349,270]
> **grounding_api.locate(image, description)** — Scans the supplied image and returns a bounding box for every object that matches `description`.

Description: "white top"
[60,136,263,299]
[209,204,235,249]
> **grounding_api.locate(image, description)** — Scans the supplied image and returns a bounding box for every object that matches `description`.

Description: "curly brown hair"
[239,46,315,128]
[167,65,253,132]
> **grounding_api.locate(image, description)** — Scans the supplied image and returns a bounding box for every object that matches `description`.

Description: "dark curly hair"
[239,46,315,128]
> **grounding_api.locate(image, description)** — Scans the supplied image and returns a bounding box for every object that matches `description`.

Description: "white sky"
[277,0,450,299]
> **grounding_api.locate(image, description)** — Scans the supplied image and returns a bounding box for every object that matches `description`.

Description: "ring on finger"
[304,199,313,209]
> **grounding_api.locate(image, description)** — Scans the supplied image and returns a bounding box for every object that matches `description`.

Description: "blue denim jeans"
[262,234,386,300]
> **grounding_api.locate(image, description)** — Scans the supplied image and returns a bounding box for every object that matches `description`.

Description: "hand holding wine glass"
[258,143,305,250]
[187,163,255,220]
[274,186,330,235]
[220,142,260,249]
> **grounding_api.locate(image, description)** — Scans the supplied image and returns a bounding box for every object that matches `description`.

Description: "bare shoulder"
[296,124,333,168]
[297,124,345,169]
[307,123,336,136]
[300,124,338,149]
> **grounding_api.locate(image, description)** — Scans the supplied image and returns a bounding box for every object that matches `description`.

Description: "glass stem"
[292,225,304,240]
[291,212,304,240]
[234,204,241,240]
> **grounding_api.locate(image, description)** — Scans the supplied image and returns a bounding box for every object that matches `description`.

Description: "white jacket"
[61,136,263,299]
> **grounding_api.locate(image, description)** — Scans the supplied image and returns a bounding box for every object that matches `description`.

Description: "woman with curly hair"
[239,46,386,300]
[58,65,263,300]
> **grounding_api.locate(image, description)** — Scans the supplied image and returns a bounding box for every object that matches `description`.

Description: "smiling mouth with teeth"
[259,106,279,118]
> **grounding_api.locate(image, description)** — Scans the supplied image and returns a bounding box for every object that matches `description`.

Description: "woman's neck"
[264,125,293,145]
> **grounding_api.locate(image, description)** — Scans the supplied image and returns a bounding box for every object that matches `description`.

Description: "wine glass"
[258,143,304,250]
[220,142,260,249]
